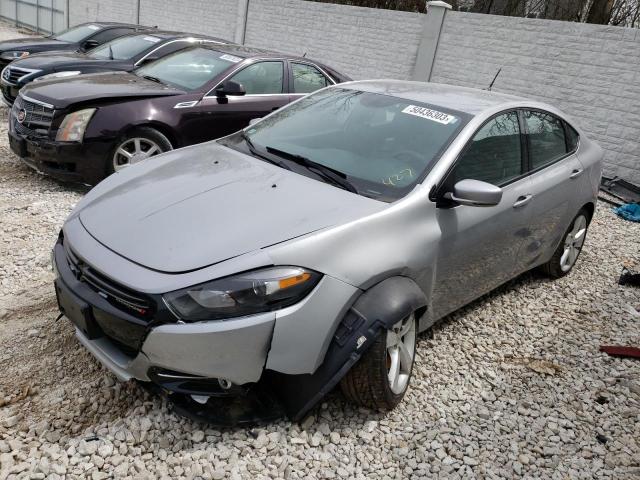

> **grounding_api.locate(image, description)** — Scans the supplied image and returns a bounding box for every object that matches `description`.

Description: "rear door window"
[228,61,284,95]
[87,28,135,46]
[451,111,523,186]
[291,62,330,94]
[523,110,568,170]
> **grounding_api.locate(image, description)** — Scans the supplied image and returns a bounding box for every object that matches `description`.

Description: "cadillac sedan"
[53,81,602,422]
[9,44,349,185]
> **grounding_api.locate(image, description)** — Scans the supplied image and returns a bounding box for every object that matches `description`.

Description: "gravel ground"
[0,21,639,480]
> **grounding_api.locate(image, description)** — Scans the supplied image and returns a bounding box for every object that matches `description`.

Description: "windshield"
[89,34,161,60]
[135,48,241,91]
[229,88,469,202]
[54,24,101,43]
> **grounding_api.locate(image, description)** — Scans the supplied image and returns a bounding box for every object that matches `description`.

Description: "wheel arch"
[268,275,427,420]
[119,121,180,149]
[581,201,595,222]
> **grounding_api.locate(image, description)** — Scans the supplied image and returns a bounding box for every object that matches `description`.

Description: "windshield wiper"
[240,132,290,170]
[265,146,357,193]
[142,74,163,84]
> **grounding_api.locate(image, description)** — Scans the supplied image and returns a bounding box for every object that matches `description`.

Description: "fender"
[268,276,427,421]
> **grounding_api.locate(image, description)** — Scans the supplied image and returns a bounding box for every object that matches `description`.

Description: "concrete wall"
[431,11,640,183]
[244,0,425,80]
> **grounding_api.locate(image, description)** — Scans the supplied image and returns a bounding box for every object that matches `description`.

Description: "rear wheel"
[107,127,172,176]
[541,209,590,278]
[340,312,417,410]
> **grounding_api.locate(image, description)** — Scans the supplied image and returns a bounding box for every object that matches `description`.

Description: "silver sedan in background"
[52,81,602,422]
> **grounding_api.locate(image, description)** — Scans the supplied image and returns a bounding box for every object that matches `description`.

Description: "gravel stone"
[0,21,638,480]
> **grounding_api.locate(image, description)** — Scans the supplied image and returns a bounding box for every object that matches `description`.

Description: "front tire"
[340,313,417,410]
[541,208,590,278]
[107,127,172,176]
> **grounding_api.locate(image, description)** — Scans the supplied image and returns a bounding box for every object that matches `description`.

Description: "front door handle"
[513,194,533,208]
[570,168,584,179]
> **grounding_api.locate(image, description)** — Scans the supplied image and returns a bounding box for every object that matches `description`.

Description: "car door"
[431,110,534,320]
[288,61,334,102]
[517,109,585,271]
[182,60,290,145]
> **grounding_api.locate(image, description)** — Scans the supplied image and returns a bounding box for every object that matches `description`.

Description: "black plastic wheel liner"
[139,276,427,425]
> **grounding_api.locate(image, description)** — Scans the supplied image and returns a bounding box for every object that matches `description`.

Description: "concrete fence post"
[411,1,451,82]
[235,0,249,45]
[136,0,141,24]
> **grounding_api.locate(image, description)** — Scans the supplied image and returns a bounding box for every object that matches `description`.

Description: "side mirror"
[444,179,503,207]
[82,39,99,51]
[216,80,246,97]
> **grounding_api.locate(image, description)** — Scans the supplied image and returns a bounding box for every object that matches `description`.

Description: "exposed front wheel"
[108,127,172,176]
[340,312,417,410]
[541,208,590,278]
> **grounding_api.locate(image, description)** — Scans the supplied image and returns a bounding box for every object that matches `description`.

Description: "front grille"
[3,66,36,84]
[12,95,55,138]
[66,248,154,319]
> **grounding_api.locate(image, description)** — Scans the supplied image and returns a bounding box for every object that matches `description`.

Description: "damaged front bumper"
[53,232,373,424]
[54,239,275,392]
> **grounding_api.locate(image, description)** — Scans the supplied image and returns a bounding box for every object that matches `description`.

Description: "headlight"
[0,51,29,60]
[163,267,322,321]
[55,108,96,142]
[35,71,81,82]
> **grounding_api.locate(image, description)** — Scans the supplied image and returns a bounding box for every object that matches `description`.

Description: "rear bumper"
[53,240,276,388]
[9,129,112,185]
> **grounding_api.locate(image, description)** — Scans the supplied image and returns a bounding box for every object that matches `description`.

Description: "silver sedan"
[53,80,602,421]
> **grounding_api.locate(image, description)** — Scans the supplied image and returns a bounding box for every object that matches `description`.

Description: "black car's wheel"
[108,127,172,176]
[340,312,417,410]
[541,208,590,278]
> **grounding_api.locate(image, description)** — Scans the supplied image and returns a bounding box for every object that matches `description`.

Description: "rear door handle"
[569,168,584,179]
[513,194,533,208]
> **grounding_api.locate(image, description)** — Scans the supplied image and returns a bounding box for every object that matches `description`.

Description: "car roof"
[341,80,531,115]
[127,30,229,43]
[83,22,147,29]
[199,43,320,62]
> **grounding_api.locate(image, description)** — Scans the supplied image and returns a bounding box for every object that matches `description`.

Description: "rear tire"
[107,127,172,177]
[340,313,417,410]
[541,208,590,278]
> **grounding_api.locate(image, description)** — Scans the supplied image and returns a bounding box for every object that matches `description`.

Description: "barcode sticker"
[401,105,457,125]
[220,54,242,63]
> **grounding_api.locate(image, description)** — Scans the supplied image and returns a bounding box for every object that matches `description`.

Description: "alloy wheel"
[113,137,163,172]
[560,214,587,272]
[386,313,416,395]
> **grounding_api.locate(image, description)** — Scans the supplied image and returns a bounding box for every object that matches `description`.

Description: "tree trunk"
[586,0,615,24]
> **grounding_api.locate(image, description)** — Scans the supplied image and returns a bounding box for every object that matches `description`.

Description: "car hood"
[75,142,385,273]
[21,71,183,108]
[10,50,107,70]
[0,37,69,52]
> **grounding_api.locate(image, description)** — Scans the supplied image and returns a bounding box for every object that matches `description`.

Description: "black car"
[1,31,230,105]
[0,21,152,71]
[9,44,350,185]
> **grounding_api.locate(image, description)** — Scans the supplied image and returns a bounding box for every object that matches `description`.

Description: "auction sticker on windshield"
[220,54,242,63]
[87,25,100,30]
[401,105,457,125]
[143,36,161,43]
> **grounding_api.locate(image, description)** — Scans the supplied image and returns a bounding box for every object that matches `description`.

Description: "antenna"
[487,68,502,91]
[302,52,307,57]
